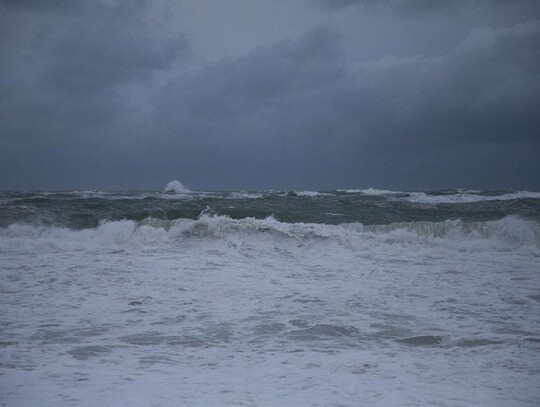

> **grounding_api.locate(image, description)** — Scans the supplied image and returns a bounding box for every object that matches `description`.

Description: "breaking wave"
[345,188,397,195]
[404,191,540,204]
[341,188,540,204]
[1,215,538,252]
[163,180,190,194]
[293,191,334,197]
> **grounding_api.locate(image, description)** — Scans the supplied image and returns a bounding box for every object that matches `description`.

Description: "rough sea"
[1,184,540,406]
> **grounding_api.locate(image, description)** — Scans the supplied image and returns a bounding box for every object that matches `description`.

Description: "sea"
[1,184,540,406]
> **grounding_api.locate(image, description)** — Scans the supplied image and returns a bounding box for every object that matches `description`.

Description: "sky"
[1,0,539,191]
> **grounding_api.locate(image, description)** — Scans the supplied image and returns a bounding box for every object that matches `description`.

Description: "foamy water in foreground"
[1,189,540,406]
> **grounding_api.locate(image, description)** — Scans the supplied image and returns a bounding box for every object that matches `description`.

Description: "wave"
[226,192,267,199]
[1,215,538,252]
[163,180,190,194]
[293,191,333,197]
[182,215,540,247]
[348,188,397,195]
[405,191,540,204]
[7,189,539,204]
[339,188,540,203]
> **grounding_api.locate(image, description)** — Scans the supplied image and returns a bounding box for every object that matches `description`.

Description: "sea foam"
[1,215,538,253]
[2,208,540,406]
[405,191,540,204]
[341,188,540,204]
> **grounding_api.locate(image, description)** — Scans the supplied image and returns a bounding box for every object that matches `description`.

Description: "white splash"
[163,180,190,194]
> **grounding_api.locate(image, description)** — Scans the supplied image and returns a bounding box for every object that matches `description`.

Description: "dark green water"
[1,189,539,229]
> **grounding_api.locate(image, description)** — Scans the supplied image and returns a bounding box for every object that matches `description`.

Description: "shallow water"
[1,189,540,406]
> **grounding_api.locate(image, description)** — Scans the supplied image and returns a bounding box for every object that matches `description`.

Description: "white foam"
[294,191,333,197]
[405,191,540,204]
[1,215,538,253]
[362,215,540,247]
[2,214,539,406]
[163,180,190,194]
[338,188,402,195]
[339,188,540,203]
[457,189,482,194]
[227,192,266,199]
[359,188,400,195]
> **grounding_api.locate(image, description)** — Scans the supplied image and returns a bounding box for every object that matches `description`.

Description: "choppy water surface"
[1,188,540,406]
[2,188,540,229]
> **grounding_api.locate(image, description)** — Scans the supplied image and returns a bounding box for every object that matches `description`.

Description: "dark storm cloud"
[316,0,462,13]
[0,0,75,12]
[151,28,346,158]
[1,0,539,190]
[161,27,343,120]
[315,0,540,17]
[146,21,539,189]
[0,0,188,142]
[344,21,540,145]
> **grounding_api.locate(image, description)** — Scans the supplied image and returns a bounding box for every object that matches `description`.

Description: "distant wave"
[226,192,267,199]
[293,191,334,197]
[405,191,540,204]
[344,188,397,195]
[340,188,540,203]
[163,180,190,194]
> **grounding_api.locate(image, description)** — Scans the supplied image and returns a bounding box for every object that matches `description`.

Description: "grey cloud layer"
[0,1,538,189]
[315,0,467,14]
[316,0,540,15]
[147,22,539,188]
[1,0,188,141]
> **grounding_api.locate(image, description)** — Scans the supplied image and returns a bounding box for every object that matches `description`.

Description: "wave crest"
[405,191,540,204]
[1,215,538,252]
[340,188,540,203]
[362,216,540,246]
[163,180,190,194]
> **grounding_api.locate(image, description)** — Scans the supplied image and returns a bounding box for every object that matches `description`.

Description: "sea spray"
[163,180,190,193]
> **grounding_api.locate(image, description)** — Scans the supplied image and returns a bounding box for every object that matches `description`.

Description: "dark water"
[1,189,539,229]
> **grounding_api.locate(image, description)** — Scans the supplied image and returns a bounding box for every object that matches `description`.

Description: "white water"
[343,188,540,204]
[1,216,540,406]
[294,191,334,197]
[163,180,190,194]
[405,191,540,204]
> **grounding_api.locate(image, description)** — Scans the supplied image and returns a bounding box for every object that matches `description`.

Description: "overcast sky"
[1,0,539,190]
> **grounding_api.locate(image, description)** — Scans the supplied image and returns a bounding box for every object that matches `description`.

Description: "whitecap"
[2,214,538,253]
[163,180,190,194]
[405,191,540,204]
[294,191,333,197]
